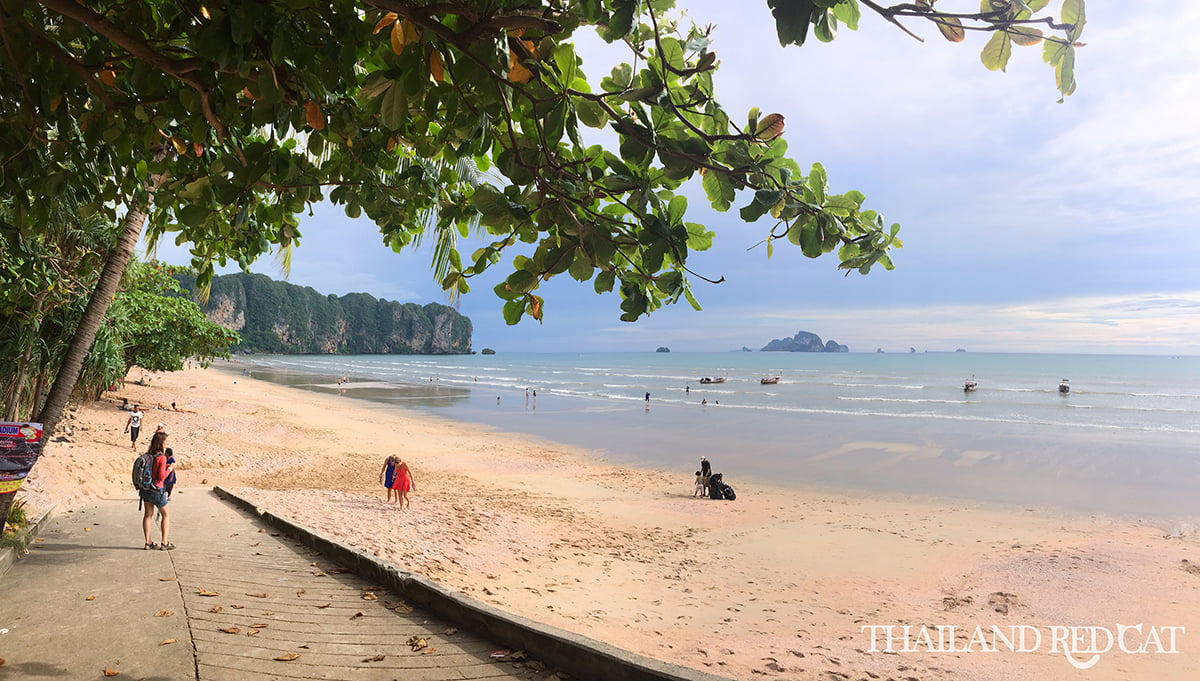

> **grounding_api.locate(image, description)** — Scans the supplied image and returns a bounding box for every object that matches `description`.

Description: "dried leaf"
[159,577,176,582]
[372,11,398,35]
[351,612,365,619]
[422,648,437,655]
[153,610,173,617]
[508,49,534,83]
[230,605,244,609]
[361,593,378,601]
[99,70,116,87]
[443,627,457,636]
[407,635,428,651]
[756,113,785,141]
[1010,26,1044,46]
[250,542,260,547]
[430,49,444,82]
[261,611,274,616]
[246,593,268,598]
[317,603,332,609]
[103,669,120,677]
[312,571,326,577]
[159,638,178,646]
[208,605,224,613]
[197,589,220,597]
[274,653,301,661]
[385,600,413,613]
[250,623,268,628]
[305,101,326,130]
[327,567,349,574]
[362,585,384,591]
[296,589,306,596]
[390,20,405,54]
[247,629,260,637]
[85,595,97,601]
[937,16,966,42]
[363,654,386,662]
[219,627,241,634]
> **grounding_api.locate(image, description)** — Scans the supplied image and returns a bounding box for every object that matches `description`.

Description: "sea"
[226,351,1200,529]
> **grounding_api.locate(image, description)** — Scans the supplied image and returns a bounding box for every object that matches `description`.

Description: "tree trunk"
[34,169,168,438]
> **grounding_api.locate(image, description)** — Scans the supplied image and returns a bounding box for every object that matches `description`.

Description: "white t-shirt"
[129,411,143,428]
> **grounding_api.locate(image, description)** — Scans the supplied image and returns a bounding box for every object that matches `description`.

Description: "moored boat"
[760,376,780,385]
[963,377,977,392]
[698,376,726,384]
[1059,378,1070,394]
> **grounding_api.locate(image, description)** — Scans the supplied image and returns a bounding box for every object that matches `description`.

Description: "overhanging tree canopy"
[0,0,1085,323]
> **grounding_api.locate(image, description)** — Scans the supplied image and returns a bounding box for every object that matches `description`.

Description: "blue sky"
[150,1,1200,355]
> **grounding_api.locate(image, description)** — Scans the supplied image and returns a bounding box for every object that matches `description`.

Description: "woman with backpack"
[139,430,174,550]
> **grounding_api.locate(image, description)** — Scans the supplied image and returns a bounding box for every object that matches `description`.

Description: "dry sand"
[19,365,1200,680]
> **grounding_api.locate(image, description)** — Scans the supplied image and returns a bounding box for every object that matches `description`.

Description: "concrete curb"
[213,486,731,681]
[0,504,57,580]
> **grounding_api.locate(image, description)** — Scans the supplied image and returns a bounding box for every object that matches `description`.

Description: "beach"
[19,364,1200,680]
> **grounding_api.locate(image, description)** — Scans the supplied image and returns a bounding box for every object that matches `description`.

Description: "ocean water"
[230,352,1200,526]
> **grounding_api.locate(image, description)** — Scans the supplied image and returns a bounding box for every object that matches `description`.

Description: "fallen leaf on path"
[85,596,96,601]
[351,612,364,619]
[102,669,118,676]
[274,653,300,661]
[250,623,268,628]
[363,654,386,662]
[250,542,260,547]
[362,585,384,591]
[84,528,90,532]
[489,649,512,659]
[312,571,326,577]
[422,648,437,655]
[219,627,241,634]
[159,577,176,582]
[384,601,412,613]
[361,593,377,600]
[261,611,274,616]
[328,567,348,574]
[269,532,280,536]
[197,589,219,597]
[230,605,244,609]
[153,610,173,617]
[258,529,265,533]
[208,606,223,613]
[230,533,238,537]
[443,627,457,636]
[247,629,260,637]
[296,589,306,596]
[317,603,332,609]
[246,593,268,598]
[159,639,177,646]
[407,636,428,651]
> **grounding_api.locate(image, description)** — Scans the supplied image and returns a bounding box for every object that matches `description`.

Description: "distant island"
[176,272,473,355]
[761,331,848,353]
[656,347,670,353]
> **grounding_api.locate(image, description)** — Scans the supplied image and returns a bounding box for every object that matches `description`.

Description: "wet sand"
[19,365,1200,680]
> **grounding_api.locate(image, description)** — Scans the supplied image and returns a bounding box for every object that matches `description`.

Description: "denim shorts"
[139,488,169,508]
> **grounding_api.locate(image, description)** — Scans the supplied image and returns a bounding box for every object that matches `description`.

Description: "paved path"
[0,489,542,680]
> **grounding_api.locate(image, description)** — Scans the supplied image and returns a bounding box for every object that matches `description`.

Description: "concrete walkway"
[0,489,547,680]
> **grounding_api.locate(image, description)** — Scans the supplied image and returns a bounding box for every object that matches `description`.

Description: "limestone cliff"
[177,273,472,355]
[761,331,849,353]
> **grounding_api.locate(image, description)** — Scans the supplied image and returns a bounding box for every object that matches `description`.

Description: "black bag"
[722,484,736,501]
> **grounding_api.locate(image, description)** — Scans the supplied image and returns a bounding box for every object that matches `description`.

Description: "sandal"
[144,542,159,550]
[160,542,176,551]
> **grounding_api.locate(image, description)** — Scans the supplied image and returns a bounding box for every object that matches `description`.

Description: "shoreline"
[20,365,1200,680]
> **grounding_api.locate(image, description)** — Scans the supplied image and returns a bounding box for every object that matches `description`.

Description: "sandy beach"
[19,364,1200,680]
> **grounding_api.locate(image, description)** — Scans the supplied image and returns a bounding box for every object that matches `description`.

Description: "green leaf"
[980,31,1013,72]
[685,222,715,251]
[502,299,525,325]
[1061,0,1086,42]
[177,205,209,227]
[702,171,735,212]
[380,83,406,129]
[472,184,511,223]
[768,0,818,47]
[831,0,860,30]
[594,269,616,294]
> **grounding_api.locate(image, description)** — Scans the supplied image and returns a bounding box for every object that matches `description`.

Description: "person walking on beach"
[700,456,712,496]
[380,455,400,503]
[393,459,415,509]
[139,431,174,550]
[124,405,144,450]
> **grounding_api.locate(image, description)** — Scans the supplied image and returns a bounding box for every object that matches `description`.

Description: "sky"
[150,1,1200,355]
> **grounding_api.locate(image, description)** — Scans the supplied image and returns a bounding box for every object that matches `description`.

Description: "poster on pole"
[0,422,44,494]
